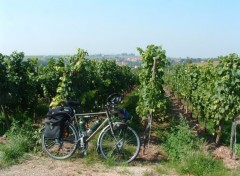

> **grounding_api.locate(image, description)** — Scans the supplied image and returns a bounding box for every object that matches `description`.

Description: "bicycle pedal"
[55,139,61,146]
[81,149,87,156]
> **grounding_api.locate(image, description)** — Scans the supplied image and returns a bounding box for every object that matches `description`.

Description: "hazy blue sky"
[0,0,239,58]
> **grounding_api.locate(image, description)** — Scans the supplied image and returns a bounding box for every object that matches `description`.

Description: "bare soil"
[0,144,169,176]
[0,156,154,176]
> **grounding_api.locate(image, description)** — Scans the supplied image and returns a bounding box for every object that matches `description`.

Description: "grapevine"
[164,53,240,144]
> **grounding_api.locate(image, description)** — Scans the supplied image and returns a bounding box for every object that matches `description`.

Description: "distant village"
[25,53,211,68]
[25,53,143,68]
[88,53,142,68]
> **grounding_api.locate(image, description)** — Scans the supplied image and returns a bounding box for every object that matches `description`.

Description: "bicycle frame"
[74,107,115,143]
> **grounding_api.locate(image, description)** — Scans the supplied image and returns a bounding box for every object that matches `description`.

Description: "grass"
[84,150,102,165]
[0,119,39,168]
[158,114,239,176]
[237,144,240,155]
[155,164,170,175]
[175,150,231,176]
[0,134,32,167]
[83,134,102,165]
[117,168,133,175]
[142,170,155,176]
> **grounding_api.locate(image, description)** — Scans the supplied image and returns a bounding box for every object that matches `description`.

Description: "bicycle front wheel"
[98,124,140,164]
[42,122,78,160]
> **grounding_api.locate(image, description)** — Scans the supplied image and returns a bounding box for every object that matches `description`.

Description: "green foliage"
[51,48,138,111]
[118,90,142,132]
[164,53,240,144]
[4,53,39,110]
[164,115,199,160]
[136,45,169,119]
[34,103,49,118]
[0,49,138,130]
[0,52,40,128]
[32,126,44,153]
[38,57,65,100]
[7,119,33,136]
[119,90,139,117]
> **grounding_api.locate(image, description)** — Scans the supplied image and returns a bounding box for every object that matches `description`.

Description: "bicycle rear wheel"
[42,122,78,160]
[98,124,140,164]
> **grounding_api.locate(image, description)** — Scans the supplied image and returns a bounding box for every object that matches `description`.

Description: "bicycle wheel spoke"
[45,140,56,148]
[42,123,78,160]
[99,125,140,163]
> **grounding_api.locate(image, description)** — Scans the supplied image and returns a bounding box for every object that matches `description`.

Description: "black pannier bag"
[43,107,72,139]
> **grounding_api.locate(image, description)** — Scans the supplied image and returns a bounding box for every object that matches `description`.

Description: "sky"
[0,0,240,58]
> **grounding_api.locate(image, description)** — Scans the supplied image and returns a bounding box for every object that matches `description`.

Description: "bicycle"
[42,93,141,164]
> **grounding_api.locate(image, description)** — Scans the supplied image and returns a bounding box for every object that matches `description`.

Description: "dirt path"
[0,156,152,176]
[0,145,169,176]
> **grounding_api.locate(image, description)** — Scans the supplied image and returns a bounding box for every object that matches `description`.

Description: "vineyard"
[0,46,240,175]
[0,48,138,132]
[164,54,240,147]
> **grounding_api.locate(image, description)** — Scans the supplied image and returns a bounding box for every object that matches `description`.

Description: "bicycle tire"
[42,122,78,160]
[98,124,140,164]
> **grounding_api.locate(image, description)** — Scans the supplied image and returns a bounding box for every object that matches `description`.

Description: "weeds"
[161,114,238,176]
[0,119,41,167]
[84,150,102,165]
[1,134,30,165]
[155,165,170,175]
[164,114,200,160]
[177,150,229,176]
[142,170,155,176]
[117,168,132,175]
[236,144,240,158]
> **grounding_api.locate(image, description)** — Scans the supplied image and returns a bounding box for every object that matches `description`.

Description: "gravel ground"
[0,155,163,176]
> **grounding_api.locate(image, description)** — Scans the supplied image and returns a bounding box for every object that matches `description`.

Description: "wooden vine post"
[230,116,239,159]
